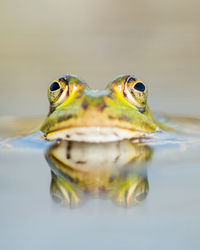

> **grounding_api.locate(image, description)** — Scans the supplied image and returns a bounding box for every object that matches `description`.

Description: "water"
[1,131,200,250]
[1,0,200,249]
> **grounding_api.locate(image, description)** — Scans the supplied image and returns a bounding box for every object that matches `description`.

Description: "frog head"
[41,74,158,142]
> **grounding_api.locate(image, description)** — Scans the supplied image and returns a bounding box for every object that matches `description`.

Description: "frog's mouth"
[41,107,159,142]
[44,126,152,143]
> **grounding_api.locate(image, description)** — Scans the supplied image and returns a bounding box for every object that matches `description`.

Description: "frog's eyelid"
[127,75,137,82]
[58,76,69,86]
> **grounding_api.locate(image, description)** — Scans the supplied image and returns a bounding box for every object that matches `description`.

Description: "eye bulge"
[127,78,147,97]
[48,78,69,105]
[123,76,148,111]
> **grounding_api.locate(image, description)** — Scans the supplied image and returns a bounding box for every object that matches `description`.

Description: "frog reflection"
[45,140,153,208]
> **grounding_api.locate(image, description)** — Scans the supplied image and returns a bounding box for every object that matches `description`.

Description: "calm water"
[1,131,200,250]
[0,0,200,249]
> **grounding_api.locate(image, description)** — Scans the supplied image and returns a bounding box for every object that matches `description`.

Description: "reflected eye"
[123,76,148,112]
[50,82,60,91]
[134,82,145,92]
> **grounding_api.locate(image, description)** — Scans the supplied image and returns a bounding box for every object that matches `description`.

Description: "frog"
[1,74,200,210]
[46,139,152,208]
[40,74,200,143]
[1,74,199,145]
[40,74,159,142]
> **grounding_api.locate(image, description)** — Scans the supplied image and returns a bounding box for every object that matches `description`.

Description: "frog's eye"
[48,78,69,105]
[134,82,145,92]
[50,82,60,91]
[124,77,147,112]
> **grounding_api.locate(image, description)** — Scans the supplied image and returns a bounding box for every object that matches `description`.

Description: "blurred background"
[0,0,200,117]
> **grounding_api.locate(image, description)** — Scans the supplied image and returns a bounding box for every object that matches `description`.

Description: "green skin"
[41,74,159,142]
[1,74,199,140]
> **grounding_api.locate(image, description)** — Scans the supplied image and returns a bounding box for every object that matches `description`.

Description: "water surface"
[1,130,200,250]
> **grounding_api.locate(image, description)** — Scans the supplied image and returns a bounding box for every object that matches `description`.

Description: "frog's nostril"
[134,82,145,92]
[50,82,60,91]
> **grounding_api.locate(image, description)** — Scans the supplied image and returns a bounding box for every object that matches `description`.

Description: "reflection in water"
[45,140,154,208]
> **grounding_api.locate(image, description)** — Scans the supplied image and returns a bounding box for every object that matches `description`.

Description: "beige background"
[0,0,200,116]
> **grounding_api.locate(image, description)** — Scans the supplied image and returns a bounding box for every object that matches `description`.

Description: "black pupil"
[134,82,145,92]
[50,82,60,91]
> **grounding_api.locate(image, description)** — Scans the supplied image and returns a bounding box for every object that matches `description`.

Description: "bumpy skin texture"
[41,74,159,141]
